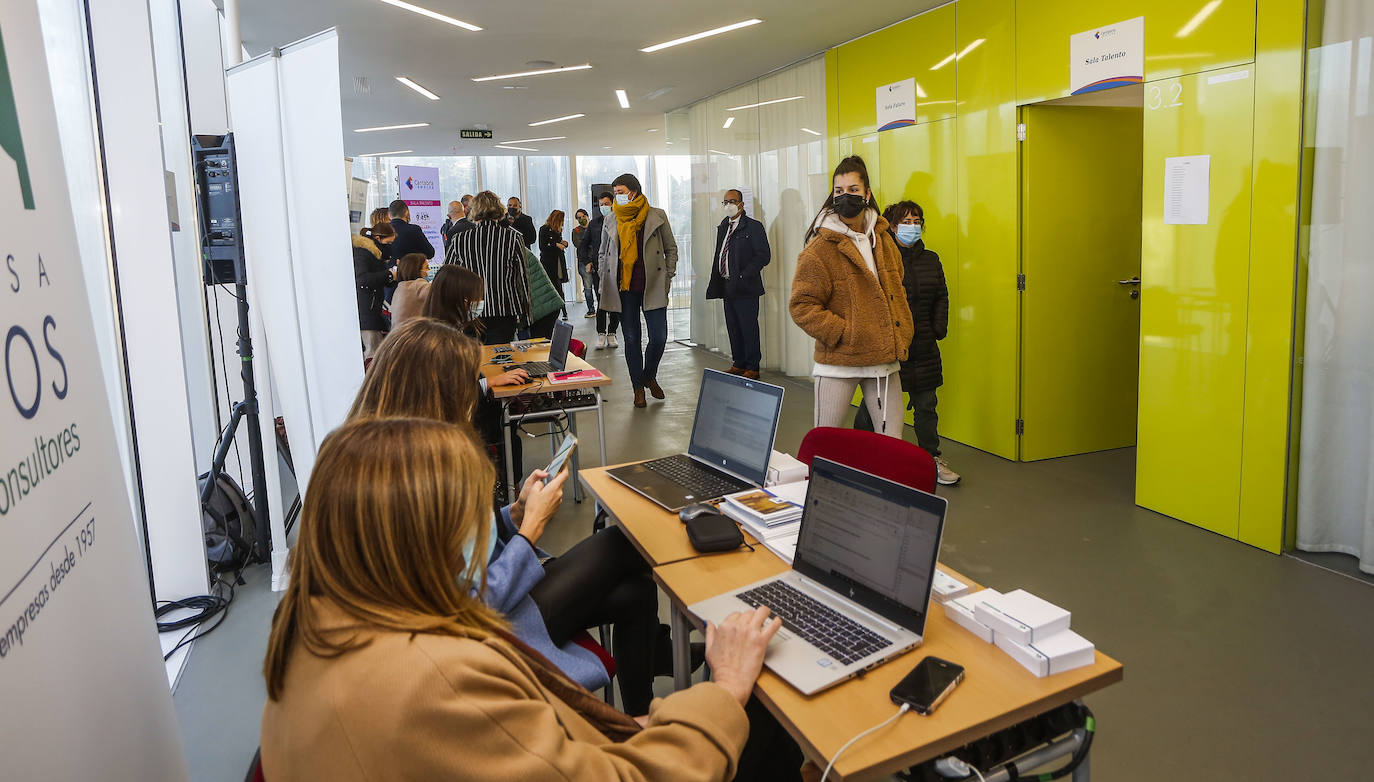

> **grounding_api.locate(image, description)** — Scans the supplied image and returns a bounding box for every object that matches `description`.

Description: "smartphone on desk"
[890,656,964,715]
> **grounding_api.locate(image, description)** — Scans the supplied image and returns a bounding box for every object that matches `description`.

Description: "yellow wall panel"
[1016,0,1257,104]
[834,6,958,139]
[1137,64,1255,538]
[1238,0,1306,553]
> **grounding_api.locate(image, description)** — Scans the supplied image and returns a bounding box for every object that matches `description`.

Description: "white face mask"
[723,203,740,219]
[599,205,612,217]
[614,193,631,206]
[469,300,485,319]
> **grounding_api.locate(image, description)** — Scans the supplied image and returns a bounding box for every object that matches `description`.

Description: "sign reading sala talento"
[0,3,188,778]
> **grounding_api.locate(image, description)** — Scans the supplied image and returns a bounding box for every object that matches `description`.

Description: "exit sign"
[460,129,493,139]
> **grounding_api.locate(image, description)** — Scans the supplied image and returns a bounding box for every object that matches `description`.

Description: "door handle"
[1116,277,1141,285]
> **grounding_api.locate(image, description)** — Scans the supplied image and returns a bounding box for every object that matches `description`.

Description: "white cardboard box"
[974,589,1071,645]
[944,588,1001,643]
[994,629,1096,678]
[932,570,970,604]
[765,451,808,487]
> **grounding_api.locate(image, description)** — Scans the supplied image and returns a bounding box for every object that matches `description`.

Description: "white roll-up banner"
[0,2,188,779]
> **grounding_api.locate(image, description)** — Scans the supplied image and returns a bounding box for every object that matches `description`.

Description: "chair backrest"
[569,337,587,360]
[796,427,937,494]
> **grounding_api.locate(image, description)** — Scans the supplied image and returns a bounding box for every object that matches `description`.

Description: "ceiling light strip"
[1176,0,1222,37]
[396,76,440,100]
[641,19,763,53]
[494,144,539,152]
[724,95,803,111]
[473,64,592,82]
[722,116,735,129]
[501,136,566,144]
[354,122,430,133]
[800,127,822,136]
[377,0,481,31]
[528,113,585,127]
[616,89,631,109]
[358,149,413,157]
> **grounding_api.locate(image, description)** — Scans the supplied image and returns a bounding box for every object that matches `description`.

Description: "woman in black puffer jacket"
[353,222,395,359]
[855,200,960,485]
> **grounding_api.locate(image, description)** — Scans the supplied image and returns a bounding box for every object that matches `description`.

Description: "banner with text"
[398,164,443,272]
[1069,16,1144,95]
[0,3,188,778]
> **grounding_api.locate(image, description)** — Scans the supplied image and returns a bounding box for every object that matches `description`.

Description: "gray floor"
[174,313,1374,781]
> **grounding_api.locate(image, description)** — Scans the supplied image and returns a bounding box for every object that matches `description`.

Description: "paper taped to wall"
[1164,155,1210,225]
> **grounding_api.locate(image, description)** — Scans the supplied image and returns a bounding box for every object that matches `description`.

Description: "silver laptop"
[689,457,947,695]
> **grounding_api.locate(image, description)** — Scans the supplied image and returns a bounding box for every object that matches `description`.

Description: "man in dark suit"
[388,198,435,263]
[705,189,770,379]
[440,200,463,252]
[503,196,537,248]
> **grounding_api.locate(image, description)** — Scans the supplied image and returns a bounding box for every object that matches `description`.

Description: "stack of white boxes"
[940,584,1096,678]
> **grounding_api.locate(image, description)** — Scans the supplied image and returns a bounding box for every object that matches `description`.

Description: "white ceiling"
[231,0,941,157]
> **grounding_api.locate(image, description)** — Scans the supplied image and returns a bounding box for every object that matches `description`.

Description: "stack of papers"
[719,481,807,564]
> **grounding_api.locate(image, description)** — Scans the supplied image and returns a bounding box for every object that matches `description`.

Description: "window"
[480,157,521,204]
[576,155,650,211]
[524,156,571,226]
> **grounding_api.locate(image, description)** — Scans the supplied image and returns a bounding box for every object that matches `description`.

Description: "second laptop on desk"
[608,369,785,511]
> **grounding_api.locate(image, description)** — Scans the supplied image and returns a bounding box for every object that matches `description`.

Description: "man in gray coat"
[598,173,678,408]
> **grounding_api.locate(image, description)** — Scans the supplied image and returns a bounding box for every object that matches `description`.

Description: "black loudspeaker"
[589,183,612,211]
[191,134,246,285]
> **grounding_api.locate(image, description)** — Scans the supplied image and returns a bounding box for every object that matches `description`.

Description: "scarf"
[496,629,643,742]
[612,194,651,291]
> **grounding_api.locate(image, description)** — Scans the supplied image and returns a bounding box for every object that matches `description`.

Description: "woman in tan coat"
[789,156,914,438]
[261,416,794,781]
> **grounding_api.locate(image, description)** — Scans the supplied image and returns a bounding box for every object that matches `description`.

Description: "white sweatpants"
[813,371,903,438]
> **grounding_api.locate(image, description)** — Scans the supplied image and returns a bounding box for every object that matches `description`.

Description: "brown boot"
[633,387,647,408]
[645,378,665,399]
[742,369,761,380]
[726,365,745,375]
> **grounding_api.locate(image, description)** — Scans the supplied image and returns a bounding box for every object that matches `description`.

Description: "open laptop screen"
[548,320,573,371]
[686,369,784,486]
[793,458,947,634]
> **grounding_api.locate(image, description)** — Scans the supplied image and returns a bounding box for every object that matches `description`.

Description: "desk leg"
[670,604,692,692]
[595,388,607,467]
[1072,741,1089,782]
[503,404,516,505]
[568,413,584,504]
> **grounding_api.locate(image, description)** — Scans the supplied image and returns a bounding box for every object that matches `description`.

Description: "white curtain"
[1297,0,1374,573]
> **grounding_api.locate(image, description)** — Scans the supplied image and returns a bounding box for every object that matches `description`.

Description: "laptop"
[516,320,572,377]
[689,457,947,695]
[608,369,784,511]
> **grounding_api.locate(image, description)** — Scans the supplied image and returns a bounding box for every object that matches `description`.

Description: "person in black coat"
[353,223,395,358]
[387,199,435,262]
[579,192,620,347]
[854,200,959,485]
[705,189,770,378]
[503,196,537,248]
[538,210,570,319]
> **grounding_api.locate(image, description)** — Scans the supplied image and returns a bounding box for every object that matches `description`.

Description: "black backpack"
[199,472,258,573]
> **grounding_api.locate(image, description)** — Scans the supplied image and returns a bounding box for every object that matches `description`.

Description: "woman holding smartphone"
[789,156,914,438]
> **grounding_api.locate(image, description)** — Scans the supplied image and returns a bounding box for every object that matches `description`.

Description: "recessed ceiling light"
[722,116,735,129]
[358,149,413,157]
[501,136,567,144]
[616,89,630,109]
[354,122,430,133]
[641,19,763,53]
[725,95,803,111]
[646,128,660,132]
[473,64,592,82]
[644,86,673,101]
[800,127,822,136]
[706,149,732,156]
[494,144,539,152]
[396,76,440,100]
[602,145,613,149]
[528,113,585,127]
[377,0,481,30]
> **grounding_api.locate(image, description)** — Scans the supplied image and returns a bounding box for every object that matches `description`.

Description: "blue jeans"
[619,291,667,387]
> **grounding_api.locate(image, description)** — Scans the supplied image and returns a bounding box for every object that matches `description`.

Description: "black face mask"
[508,207,520,217]
[832,193,866,219]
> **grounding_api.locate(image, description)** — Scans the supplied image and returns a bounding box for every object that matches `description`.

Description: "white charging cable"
[934,756,987,781]
[820,703,910,782]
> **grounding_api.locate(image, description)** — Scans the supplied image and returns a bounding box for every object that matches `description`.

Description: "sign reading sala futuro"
[0,3,188,778]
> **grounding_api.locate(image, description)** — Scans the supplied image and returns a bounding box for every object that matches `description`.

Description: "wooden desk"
[653,552,1124,782]
[578,465,759,567]
[479,342,612,502]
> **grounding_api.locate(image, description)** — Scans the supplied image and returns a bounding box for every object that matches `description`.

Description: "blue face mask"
[461,514,500,578]
[469,299,485,319]
[896,223,922,245]
[614,193,631,206]
[599,205,612,217]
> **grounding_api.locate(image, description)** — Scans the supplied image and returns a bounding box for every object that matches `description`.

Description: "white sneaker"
[608,334,618,348]
[934,457,961,486]
[595,334,607,349]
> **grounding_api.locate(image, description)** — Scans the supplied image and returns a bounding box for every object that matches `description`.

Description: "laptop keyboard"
[516,361,556,377]
[736,581,894,666]
[642,453,750,499]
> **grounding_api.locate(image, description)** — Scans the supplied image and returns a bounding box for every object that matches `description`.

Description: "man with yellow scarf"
[596,173,679,408]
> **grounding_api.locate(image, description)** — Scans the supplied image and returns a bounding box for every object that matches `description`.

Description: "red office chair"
[796,427,937,493]
[569,337,587,360]
[571,630,619,706]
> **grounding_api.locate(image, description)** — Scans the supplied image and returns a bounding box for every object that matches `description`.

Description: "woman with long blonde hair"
[262,417,792,781]
[349,318,659,713]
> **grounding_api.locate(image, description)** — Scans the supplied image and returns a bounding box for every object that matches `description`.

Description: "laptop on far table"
[607,369,784,511]
[515,320,573,377]
[689,457,948,695]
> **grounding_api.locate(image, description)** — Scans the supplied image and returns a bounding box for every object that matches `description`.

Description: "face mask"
[577,216,588,226]
[469,300,485,319]
[508,207,519,217]
[614,193,631,206]
[832,192,866,219]
[723,203,740,219]
[599,205,612,217]
[461,514,500,578]
[896,223,922,245]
